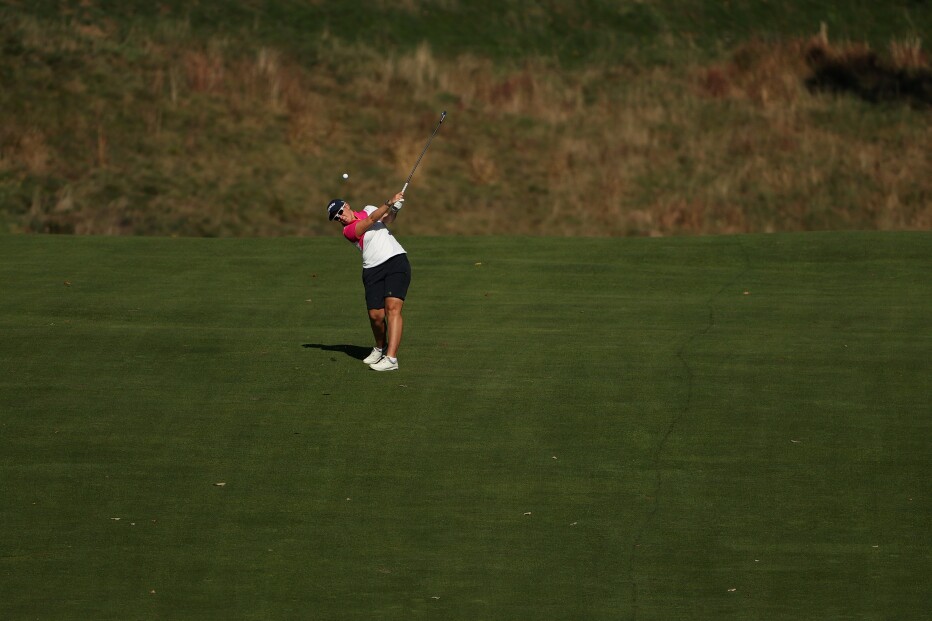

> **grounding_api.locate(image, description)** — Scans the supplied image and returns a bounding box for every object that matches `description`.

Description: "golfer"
[327,191,410,371]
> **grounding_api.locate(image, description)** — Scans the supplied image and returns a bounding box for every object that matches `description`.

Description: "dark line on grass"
[628,236,751,620]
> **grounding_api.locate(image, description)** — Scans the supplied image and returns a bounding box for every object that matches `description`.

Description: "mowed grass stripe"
[0,232,929,620]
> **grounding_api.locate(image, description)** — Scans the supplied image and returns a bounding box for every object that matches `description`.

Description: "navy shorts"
[362,253,411,310]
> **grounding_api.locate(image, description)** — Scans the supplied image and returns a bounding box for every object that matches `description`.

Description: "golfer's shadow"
[302,343,371,361]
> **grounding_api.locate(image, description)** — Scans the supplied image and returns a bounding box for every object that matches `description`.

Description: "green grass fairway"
[1,232,929,620]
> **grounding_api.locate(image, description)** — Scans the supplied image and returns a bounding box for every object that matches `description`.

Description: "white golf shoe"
[369,356,398,372]
[363,347,384,364]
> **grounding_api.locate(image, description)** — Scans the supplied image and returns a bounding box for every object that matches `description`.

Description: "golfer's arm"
[353,202,393,237]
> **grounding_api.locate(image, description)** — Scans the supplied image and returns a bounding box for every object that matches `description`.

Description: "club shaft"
[402,111,446,193]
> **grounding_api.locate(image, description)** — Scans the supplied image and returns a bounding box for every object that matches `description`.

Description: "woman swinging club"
[327,191,410,371]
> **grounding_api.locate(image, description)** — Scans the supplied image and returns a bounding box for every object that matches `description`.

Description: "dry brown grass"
[14,130,53,176]
[889,36,927,70]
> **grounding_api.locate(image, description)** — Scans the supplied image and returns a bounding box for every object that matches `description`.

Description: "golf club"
[401,110,446,195]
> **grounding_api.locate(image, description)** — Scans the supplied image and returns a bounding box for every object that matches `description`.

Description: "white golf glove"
[391,198,404,213]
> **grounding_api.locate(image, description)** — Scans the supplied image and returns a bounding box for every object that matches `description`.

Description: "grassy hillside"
[1,1,930,236]
[7,1,929,63]
[0,232,930,619]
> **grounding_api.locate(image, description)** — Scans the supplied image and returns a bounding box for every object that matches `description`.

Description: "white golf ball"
[342,173,349,179]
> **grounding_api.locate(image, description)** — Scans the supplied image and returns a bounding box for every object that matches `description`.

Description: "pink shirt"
[342,206,407,269]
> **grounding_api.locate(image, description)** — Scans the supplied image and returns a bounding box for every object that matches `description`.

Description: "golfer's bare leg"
[368,308,386,350]
[384,297,404,358]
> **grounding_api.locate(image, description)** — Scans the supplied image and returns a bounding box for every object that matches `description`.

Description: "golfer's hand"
[390,191,405,212]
